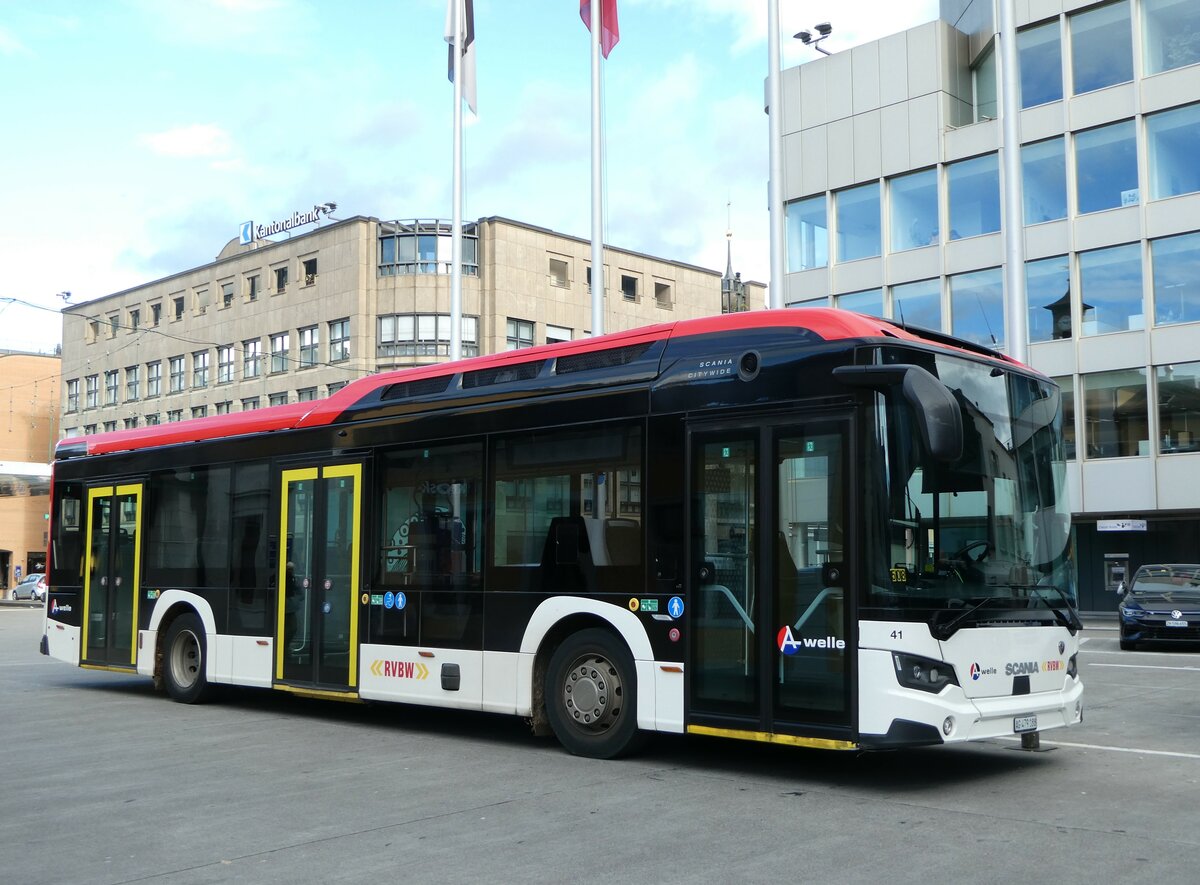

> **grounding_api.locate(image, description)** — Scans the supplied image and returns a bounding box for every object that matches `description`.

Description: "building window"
[297,386,318,402]
[217,345,235,384]
[270,333,289,373]
[125,365,140,401]
[949,268,1004,347]
[890,278,942,330]
[1143,0,1200,75]
[1156,362,1200,453]
[378,222,479,276]
[298,326,318,368]
[274,266,288,294]
[129,308,140,330]
[145,413,160,426]
[167,409,183,423]
[546,324,572,345]
[241,397,260,411]
[103,421,117,433]
[788,296,831,309]
[1083,368,1148,458]
[655,281,673,307]
[1080,243,1144,336]
[303,257,318,285]
[221,282,234,308]
[621,274,638,301]
[506,318,534,350]
[835,181,881,261]
[378,314,479,357]
[124,417,138,430]
[244,339,262,378]
[1018,19,1063,108]
[269,392,288,407]
[173,296,184,321]
[83,424,97,435]
[972,41,997,120]
[66,379,79,412]
[146,362,161,398]
[195,288,209,315]
[1151,231,1200,326]
[85,375,98,409]
[1071,0,1133,95]
[835,288,884,318]
[1022,137,1067,224]
[104,370,118,406]
[215,401,232,415]
[191,406,207,420]
[327,382,347,396]
[1027,255,1072,343]
[87,320,100,343]
[192,350,209,388]
[247,274,259,302]
[168,356,185,393]
[948,153,1000,240]
[1053,375,1076,460]
[329,319,350,362]
[549,257,570,287]
[108,314,119,337]
[1074,120,1138,214]
[1147,103,1200,200]
[785,195,828,271]
[889,168,939,251]
[151,303,161,326]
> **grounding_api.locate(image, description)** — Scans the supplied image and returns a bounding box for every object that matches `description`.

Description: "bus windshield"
[863,350,1076,633]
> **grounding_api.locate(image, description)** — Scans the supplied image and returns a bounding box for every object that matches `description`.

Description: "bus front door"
[82,484,143,668]
[276,464,364,692]
[687,416,855,746]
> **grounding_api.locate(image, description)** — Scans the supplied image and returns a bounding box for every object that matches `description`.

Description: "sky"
[0,0,939,354]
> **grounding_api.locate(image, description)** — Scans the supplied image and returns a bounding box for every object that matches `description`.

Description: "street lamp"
[795,22,833,55]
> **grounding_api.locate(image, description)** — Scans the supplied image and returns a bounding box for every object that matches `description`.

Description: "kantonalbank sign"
[240,202,335,245]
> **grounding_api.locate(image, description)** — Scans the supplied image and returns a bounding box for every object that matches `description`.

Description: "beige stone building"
[60,215,763,435]
[0,351,59,594]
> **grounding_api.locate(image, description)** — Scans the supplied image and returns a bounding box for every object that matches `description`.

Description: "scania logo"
[1005,660,1041,676]
[1058,641,1066,655]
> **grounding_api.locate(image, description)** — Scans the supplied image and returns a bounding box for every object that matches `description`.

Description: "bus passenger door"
[277,463,364,692]
[687,416,854,743]
[83,484,143,667]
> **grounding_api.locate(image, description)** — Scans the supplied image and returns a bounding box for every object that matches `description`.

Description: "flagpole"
[767,0,784,309]
[450,0,464,361]
[589,0,605,337]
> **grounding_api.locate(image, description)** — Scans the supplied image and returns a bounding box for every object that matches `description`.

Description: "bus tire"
[163,612,212,704]
[545,628,643,759]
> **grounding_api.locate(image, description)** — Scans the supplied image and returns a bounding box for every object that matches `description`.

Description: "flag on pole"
[580,0,619,58]
[445,0,477,114]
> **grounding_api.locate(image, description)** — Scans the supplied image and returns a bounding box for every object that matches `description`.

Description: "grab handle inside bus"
[833,363,964,463]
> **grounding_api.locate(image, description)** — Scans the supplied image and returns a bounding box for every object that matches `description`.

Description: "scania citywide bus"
[42,309,1083,758]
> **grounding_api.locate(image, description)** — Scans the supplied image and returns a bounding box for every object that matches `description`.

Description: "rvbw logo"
[776,626,846,655]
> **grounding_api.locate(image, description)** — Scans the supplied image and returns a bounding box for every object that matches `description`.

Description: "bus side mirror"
[834,363,964,463]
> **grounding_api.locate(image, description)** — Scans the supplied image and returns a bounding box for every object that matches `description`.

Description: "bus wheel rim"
[562,652,622,733]
[171,629,201,689]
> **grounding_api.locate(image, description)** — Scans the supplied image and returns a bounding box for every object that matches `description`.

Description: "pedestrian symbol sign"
[668,596,684,619]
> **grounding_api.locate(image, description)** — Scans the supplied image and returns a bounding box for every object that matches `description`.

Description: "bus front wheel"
[545,628,643,759]
[163,612,212,704]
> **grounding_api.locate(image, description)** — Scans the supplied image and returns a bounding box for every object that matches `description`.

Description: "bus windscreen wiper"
[1012,583,1083,634]
[931,595,1002,641]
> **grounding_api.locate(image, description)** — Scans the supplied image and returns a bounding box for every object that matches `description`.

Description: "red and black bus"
[43,309,1082,757]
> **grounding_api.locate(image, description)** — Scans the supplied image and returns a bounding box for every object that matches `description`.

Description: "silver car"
[11,573,46,602]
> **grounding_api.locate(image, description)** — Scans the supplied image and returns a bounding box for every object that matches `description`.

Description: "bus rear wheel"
[545,628,642,759]
[164,612,212,704]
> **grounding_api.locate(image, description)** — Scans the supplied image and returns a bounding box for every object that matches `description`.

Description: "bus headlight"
[892,652,959,693]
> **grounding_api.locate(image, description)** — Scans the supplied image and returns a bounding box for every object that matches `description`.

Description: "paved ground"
[2,607,1198,884]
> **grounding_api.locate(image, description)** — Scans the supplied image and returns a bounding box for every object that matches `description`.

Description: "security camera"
[815,22,832,36]
[796,30,812,43]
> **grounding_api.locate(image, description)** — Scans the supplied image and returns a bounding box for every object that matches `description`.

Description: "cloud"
[139,124,234,159]
[0,25,30,56]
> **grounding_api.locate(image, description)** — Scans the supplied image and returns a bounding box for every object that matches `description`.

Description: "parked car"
[1118,564,1200,650]
[11,572,47,602]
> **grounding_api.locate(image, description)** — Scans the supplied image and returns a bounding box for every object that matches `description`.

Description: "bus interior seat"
[604,518,640,566]
[541,516,596,592]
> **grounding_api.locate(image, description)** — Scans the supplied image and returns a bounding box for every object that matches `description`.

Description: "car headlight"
[892,652,959,694]
[1119,605,1143,619]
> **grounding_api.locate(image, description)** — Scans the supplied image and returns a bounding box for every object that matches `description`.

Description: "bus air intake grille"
[381,375,452,401]
[555,342,652,374]
[462,362,542,389]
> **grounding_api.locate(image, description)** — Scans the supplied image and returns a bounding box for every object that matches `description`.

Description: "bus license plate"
[1166,619,1188,627]
[1013,715,1038,733]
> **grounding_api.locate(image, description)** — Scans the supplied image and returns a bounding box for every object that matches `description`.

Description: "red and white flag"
[580,0,619,59]
[445,0,477,113]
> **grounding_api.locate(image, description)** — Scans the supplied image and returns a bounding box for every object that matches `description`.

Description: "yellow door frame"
[81,483,143,667]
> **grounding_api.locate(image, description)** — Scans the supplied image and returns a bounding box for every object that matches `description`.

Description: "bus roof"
[58,308,1015,459]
